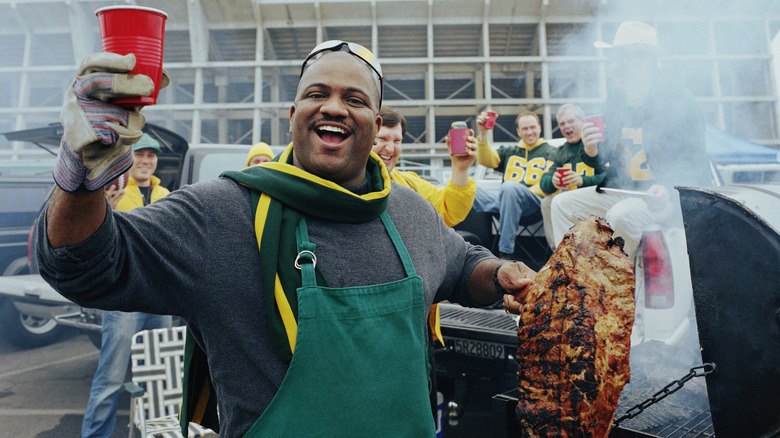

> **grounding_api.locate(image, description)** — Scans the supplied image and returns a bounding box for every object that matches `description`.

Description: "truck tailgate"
[0,274,72,304]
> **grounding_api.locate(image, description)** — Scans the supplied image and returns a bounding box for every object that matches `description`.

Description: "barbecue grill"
[678,184,780,438]
[438,183,780,438]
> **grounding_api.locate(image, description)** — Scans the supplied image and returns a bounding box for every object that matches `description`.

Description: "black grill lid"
[678,184,780,438]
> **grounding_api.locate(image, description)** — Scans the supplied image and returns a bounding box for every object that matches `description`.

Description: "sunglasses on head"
[300,40,384,105]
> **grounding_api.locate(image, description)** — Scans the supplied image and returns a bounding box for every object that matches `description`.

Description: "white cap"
[594,21,663,55]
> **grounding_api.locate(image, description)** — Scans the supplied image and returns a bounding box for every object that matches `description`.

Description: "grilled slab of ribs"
[516,216,635,438]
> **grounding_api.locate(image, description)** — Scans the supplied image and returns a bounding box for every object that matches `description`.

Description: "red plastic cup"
[585,114,605,142]
[484,111,498,129]
[95,6,168,107]
[449,128,469,156]
[556,168,575,190]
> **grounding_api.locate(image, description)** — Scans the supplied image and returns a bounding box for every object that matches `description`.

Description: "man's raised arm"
[46,189,107,248]
[46,52,167,247]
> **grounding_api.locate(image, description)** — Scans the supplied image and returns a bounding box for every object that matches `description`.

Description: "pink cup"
[96,6,168,107]
[449,128,469,156]
[585,114,605,142]
[484,111,498,129]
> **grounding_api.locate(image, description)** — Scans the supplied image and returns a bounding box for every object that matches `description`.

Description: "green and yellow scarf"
[225,143,391,359]
[181,143,392,434]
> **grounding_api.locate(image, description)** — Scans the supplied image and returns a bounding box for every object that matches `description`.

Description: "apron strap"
[380,211,417,277]
[295,216,318,287]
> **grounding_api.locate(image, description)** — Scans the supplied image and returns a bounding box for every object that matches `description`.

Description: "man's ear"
[375,114,382,133]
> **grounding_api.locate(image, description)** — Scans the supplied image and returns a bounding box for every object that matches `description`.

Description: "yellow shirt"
[116,175,170,212]
[389,169,476,228]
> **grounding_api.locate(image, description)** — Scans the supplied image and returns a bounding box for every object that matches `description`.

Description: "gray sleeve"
[384,184,495,309]
[36,179,257,317]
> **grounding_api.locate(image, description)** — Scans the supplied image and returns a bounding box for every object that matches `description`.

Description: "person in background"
[116,134,171,209]
[81,132,173,438]
[38,42,534,437]
[472,111,559,259]
[373,106,477,228]
[373,106,477,420]
[246,141,275,166]
[549,21,710,260]
[538,104,605,249]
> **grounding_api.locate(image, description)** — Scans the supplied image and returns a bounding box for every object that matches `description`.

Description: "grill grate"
[650,408,714,438]
[439,304,518,333]
[616,393,714,438]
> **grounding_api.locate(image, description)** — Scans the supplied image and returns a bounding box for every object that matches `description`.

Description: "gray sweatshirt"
[37,177,494,437]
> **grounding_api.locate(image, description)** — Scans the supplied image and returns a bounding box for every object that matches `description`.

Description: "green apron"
[243,212,434,437]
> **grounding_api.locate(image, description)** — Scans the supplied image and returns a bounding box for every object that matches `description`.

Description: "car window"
[197,152,248,182]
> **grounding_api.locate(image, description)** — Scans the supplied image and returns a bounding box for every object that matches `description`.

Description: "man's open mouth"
[316,124,351,145]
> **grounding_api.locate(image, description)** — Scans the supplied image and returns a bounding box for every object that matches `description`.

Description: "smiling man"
[117,133,170,209]
[37,42,535,437]
[471,110,559,259]
[373,106,476,228]
[537,104,605,249]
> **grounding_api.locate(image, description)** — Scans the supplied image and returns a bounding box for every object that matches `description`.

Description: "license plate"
[448,337,506,360]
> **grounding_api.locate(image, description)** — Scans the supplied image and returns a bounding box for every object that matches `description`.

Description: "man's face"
[516,115,541,145]
[557,109,582,144]
[289,52,382,187]
[608,49,656,90]
[249,155,271,166]
[130,149,158,187]
[372,124,403,172]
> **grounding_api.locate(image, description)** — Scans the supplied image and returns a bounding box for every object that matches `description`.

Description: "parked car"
[0,161,54,277]
[0,123,273,348]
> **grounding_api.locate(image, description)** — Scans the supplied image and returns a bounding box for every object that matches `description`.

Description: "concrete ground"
[0,329,131,438]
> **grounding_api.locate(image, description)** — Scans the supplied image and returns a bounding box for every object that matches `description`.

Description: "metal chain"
[612,363,716,427]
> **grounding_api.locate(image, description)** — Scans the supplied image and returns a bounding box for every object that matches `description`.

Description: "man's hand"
[475,111,493,142]
[581,121,602,158]
[105,184,126,210]
[54,53,156,192]
[498,261,536,315]
[645,184,670,212]
[552,169,584,190]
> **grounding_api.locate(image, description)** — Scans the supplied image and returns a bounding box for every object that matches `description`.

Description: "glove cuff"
[83,149,134,191]
[53,141,135,192]
[53,142,88,192]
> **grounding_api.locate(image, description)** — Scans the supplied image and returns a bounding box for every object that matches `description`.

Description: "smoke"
[544,7,762,428]
[557,2,779,157]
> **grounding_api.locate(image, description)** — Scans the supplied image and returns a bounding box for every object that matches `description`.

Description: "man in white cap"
[549,21,711,261]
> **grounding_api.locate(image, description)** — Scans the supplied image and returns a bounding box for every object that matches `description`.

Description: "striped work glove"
[54,52,169,192]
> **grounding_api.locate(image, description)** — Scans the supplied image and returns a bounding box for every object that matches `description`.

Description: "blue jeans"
[472,183,541,254]
[81,311,172,438]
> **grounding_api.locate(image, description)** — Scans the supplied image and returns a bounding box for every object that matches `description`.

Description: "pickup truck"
[0,123,263,347]
[0,162,54,277]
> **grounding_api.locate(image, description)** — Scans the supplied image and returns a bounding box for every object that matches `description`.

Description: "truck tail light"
[641,230,675,309]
